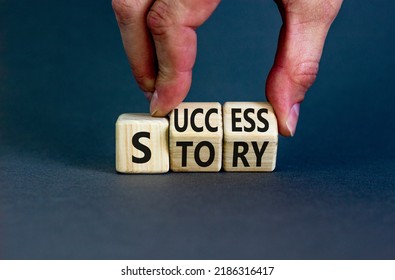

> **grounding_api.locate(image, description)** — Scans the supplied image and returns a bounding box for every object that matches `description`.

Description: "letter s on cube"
[116,114,169,173]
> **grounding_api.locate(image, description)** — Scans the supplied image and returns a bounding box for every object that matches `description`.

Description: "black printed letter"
[132,132,151,164]
[174,109,188,132]
[177,141,193,167]
[195,141,215,167]
[233,142,249,167]
[252,141,268,167]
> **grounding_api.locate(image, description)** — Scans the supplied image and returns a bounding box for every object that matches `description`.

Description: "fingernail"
[144,91,153,102]
[286,103,300,137]
[150,90,159,116]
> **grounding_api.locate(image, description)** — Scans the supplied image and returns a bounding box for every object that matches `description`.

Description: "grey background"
[1,0,394,259]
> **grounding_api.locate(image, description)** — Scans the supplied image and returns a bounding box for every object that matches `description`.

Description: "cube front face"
[223,102,278,172]
[116,114,169,173]
[169,102,223,172]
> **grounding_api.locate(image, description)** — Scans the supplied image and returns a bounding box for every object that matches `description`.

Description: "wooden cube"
[169,102,223,172]
[116,114,169,173]
[223,102,278,172]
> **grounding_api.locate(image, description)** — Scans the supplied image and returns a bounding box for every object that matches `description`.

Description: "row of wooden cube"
[116,102,278,173]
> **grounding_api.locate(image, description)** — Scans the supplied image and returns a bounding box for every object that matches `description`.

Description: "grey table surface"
[1,0,395,259]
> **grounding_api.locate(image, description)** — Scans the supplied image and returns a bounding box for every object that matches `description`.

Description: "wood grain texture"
[169,102,223,172]
[223,102,278,172]
[116,114,169,173]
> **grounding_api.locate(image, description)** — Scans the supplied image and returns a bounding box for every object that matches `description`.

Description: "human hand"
[112,0,343,136]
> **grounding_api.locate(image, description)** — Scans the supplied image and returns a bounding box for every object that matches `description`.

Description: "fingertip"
[149,90,168,117]
[143,91,153,102]
[271,101,300,137]
[266,68,301,137]
[285,103,300,137]
[150,69,192,117]
[267,92,300,137]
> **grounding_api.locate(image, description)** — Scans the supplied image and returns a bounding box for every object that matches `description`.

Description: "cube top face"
[117,113,169,125]
[116,113,169,174]
[169,102,223,172]
[169,102,223,137]
[223,102,278,140]
[223,102,278,172]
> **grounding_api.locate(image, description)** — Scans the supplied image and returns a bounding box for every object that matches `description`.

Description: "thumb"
[266,0,342,136]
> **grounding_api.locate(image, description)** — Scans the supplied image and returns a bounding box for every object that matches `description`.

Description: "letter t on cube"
[223,102,278,171]
[116,114,169,173]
